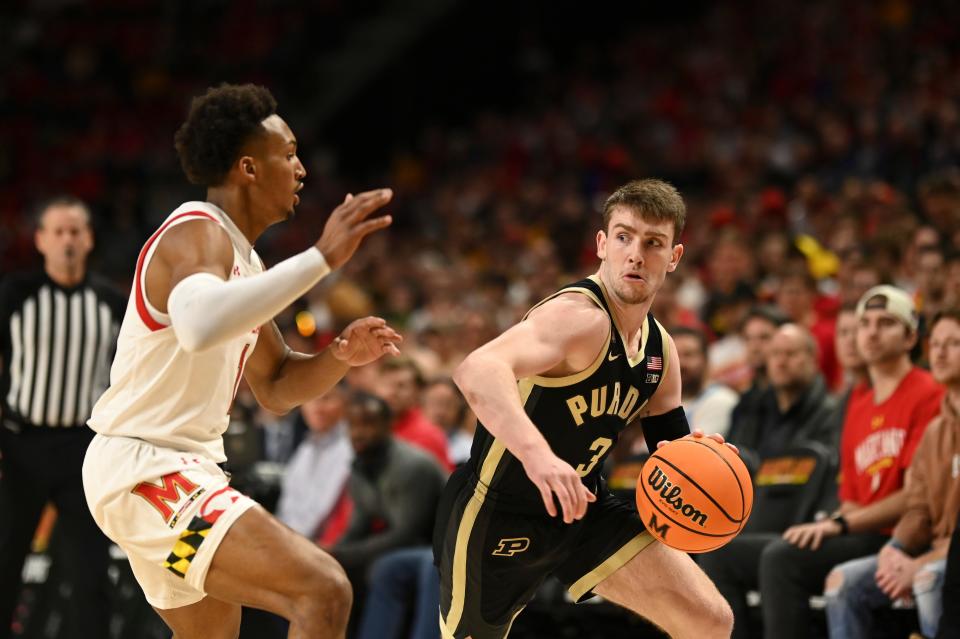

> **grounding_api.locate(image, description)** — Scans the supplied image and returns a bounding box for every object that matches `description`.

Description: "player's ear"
[238,156,256,181]
[596,229,607,260]
[667,243,684,272]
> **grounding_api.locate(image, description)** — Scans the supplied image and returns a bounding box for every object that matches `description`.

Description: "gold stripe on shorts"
[567,531,656,601]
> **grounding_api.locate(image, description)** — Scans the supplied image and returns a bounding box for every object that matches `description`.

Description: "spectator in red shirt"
[377,356,453,471]
[757,285,944,639]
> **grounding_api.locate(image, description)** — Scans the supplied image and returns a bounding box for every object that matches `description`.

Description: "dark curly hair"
[174,83,278,186]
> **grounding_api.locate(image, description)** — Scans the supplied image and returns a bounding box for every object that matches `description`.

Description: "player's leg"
[593,542,734,639]
[557,489,732,639]
[83,436,351,639]
[435,466,561,639]
[153,596,241,639]
[186,505,351,639]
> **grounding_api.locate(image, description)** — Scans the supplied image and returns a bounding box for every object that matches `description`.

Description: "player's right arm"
[453,294,606,524]
[146,189,392,353]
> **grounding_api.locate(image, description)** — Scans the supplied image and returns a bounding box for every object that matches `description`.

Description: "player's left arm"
[243,317,401,415]
[637,334,737,453]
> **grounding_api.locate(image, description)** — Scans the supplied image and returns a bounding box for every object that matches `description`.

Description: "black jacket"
[728,375,838,473]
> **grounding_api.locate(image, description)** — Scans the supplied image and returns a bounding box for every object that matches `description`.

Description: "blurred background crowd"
[3,0,960,637]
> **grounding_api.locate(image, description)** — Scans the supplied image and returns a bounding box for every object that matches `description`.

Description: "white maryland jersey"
[88,202,263,461]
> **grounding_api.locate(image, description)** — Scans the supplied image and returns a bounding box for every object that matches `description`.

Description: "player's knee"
[675,582,733,637]
[701,590,734,635]
[292,557,352,629]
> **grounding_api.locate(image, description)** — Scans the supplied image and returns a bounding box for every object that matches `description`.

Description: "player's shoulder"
[154,202,232,255]
[528,290,608,328]
[656,317,675,341]
[155,202,227,236]
[165,200,225,223]
[522,297,608,354]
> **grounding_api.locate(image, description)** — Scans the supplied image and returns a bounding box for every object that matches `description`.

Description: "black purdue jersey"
[467,275,670,511]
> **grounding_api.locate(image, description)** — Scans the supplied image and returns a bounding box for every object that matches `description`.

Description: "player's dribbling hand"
[522,453,596,524]
[316,189,393,269]
[330,316,402,366]
[656,429,740,454]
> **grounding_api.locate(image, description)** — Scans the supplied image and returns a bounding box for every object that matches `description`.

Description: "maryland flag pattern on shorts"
[163,486,241,579]
[163,514,214,578]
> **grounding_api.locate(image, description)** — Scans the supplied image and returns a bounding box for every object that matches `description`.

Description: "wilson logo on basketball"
[647,465,708,527]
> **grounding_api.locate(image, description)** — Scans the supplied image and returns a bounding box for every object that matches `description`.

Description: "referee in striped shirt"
[0,196,123,638]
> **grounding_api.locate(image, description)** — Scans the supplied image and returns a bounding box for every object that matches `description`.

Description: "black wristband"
[831,513,850,535]
[642,406,690,453]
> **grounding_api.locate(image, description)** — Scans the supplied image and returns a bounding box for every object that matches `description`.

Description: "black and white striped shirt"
[0,271,124,430]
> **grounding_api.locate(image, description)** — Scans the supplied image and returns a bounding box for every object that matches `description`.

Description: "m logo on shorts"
[132,472,200,524]
[492,537,530,557]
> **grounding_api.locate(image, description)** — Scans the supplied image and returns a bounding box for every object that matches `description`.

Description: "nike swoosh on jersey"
[607,352,621,361]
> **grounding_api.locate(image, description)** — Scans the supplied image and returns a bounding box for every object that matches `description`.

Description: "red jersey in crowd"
[839,367,944,509]
[392,406,454,471]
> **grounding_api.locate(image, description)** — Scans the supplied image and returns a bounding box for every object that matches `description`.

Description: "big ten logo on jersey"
[231,265,241,278]
[132,472,206,529]
[492,537,531,557]
[565,382,642,427]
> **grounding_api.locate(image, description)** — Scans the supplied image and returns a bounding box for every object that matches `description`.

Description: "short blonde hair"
[602,179,686,244]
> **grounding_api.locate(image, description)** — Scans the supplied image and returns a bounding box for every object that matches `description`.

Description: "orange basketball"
[635,436,753,553]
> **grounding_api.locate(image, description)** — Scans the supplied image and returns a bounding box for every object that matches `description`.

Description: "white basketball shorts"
[82,434,256,609]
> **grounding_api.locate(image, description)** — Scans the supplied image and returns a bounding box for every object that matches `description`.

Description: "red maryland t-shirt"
[839,367,944,506]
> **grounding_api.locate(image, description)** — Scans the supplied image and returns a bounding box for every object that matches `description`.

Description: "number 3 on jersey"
[576,436,613,477]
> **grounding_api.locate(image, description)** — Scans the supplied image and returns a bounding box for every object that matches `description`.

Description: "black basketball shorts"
[434,464,654,639]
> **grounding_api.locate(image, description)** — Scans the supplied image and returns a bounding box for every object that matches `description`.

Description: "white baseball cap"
[855,285,918,332]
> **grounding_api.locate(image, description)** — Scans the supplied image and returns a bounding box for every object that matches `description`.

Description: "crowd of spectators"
[5,0,960,637]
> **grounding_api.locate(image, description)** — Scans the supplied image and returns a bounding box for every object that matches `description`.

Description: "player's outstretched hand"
[330,316,402,366]
[656,429,739,454]
[522,453,596,524]
[316,189,393,269]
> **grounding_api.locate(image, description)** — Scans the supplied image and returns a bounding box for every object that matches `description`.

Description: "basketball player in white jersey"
[82,84,401,638]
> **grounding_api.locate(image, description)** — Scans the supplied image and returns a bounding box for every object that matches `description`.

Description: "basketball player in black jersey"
[434,179,737,638]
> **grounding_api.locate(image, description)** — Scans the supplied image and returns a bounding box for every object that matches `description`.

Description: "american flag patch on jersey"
[647,356,663,371]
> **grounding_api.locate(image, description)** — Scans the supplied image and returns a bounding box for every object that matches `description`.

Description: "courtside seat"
[742,442,835,534]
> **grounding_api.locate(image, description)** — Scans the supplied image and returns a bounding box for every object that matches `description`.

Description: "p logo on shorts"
[492,537,531,557]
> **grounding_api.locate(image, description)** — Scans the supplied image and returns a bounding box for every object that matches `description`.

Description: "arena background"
[2,0,960,637]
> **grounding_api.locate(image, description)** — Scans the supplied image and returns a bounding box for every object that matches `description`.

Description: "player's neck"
[867,356,912,403]
[596,271,651,341]
[205,188,263,243]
